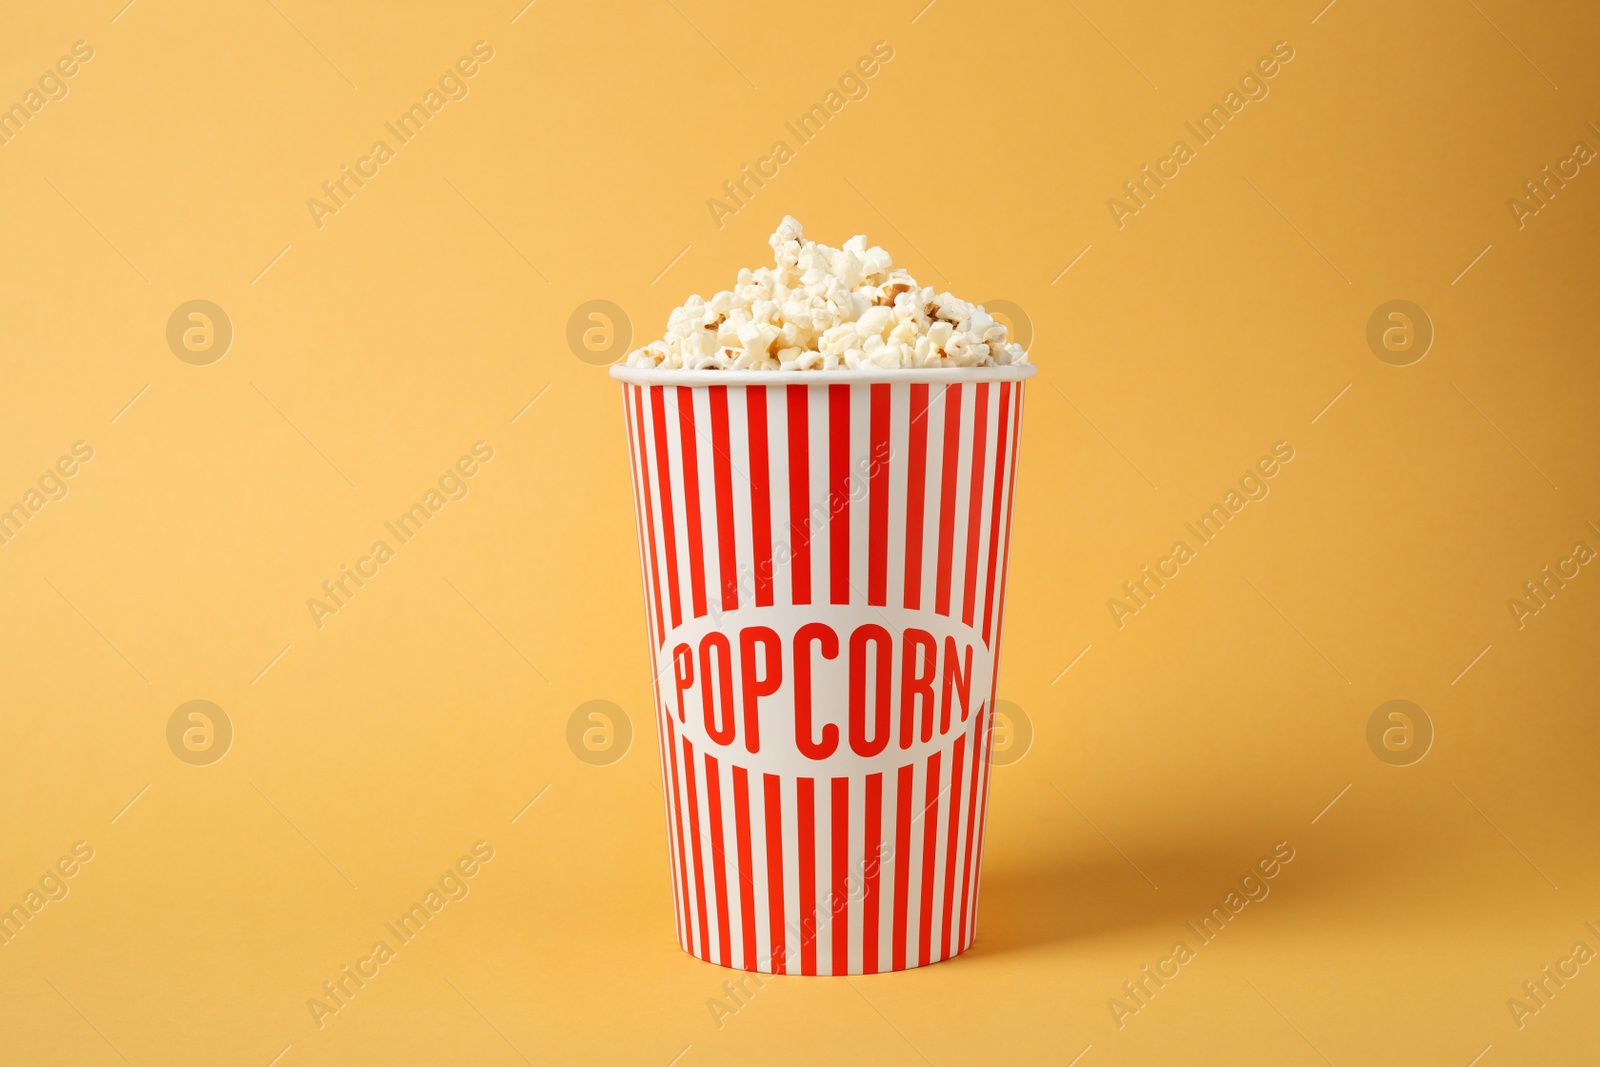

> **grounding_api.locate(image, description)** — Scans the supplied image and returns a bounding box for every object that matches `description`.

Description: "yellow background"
[2,0,1598,1063]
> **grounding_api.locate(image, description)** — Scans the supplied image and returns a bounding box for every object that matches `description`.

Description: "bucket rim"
[609,363,1038,386]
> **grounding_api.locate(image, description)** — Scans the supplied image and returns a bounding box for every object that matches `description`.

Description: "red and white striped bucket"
[613,364,1035,974]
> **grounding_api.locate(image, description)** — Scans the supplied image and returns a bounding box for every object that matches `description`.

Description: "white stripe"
[690,386,722,622]
[849,385,874,607]
[712,754,741,966]
[812,776,834,973]
[699,751,728,964]
[984,385,1022,644]
[961,712,986,949]
[779,776,801,971]
[654,714,685,950]
[690,745,712,961]
[666,723,696,958]
[967,692,997,947]
[807,384,831,608]
[942,732,971,960]
[917,387,947,612]
[875,770,896,971]
[946,383,976,620]
[682,735,706,960]
[932,748,954,961]
[767,387,794,610]
[885,385,911,612]
[724,387,754,616]
[904,754,928,966]
[969,384,1001,633]
[958,718,979,950]
[853,774,872,974]
[748,771,772,970]
[632,398,686,951]
[733,768,754,968]
[659,388,693,627]
[641,388,676,637]
[965,387,1019,945]
[946,726,969,959]
[844,774,864,975]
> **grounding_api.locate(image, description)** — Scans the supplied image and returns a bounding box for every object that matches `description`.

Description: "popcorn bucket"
[613,364,1035,974]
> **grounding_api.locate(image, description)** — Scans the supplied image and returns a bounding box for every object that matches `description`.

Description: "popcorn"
[625,217,1031,371]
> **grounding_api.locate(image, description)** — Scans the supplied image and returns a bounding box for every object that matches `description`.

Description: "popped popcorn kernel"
[627,217,1031,371]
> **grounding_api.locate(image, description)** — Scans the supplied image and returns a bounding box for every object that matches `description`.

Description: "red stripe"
[988,386,1023,697]
[763,772,786,974]
[704,752,732,965]
[626,388,664,644]
[981,383,1012,646]
[969,388,1024,942]
[957,708,984,951]
[637,387,660,642]
[831,776,850,974]
[902,384,929,610]
[891,763,913,971]
[787,386,812,606]
[649,387,683,629]
[663,712,693,954]
[798,777,817,975]
[655,705,684,947]
[867,384,891,607]
[918,751,942,967]
[961,383,989,626]
[934,384,963,617]
[748,387,774,608]
[940,732,967,959]
[676,387,709,619]
[863,772,883,974]
[681,735,711,959]
[828,384,851,606]
[732,766,757,971]
[967,706,997,947]
[709,386,740,612]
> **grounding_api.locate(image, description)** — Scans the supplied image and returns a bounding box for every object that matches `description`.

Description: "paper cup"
[613,364,1035,974]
